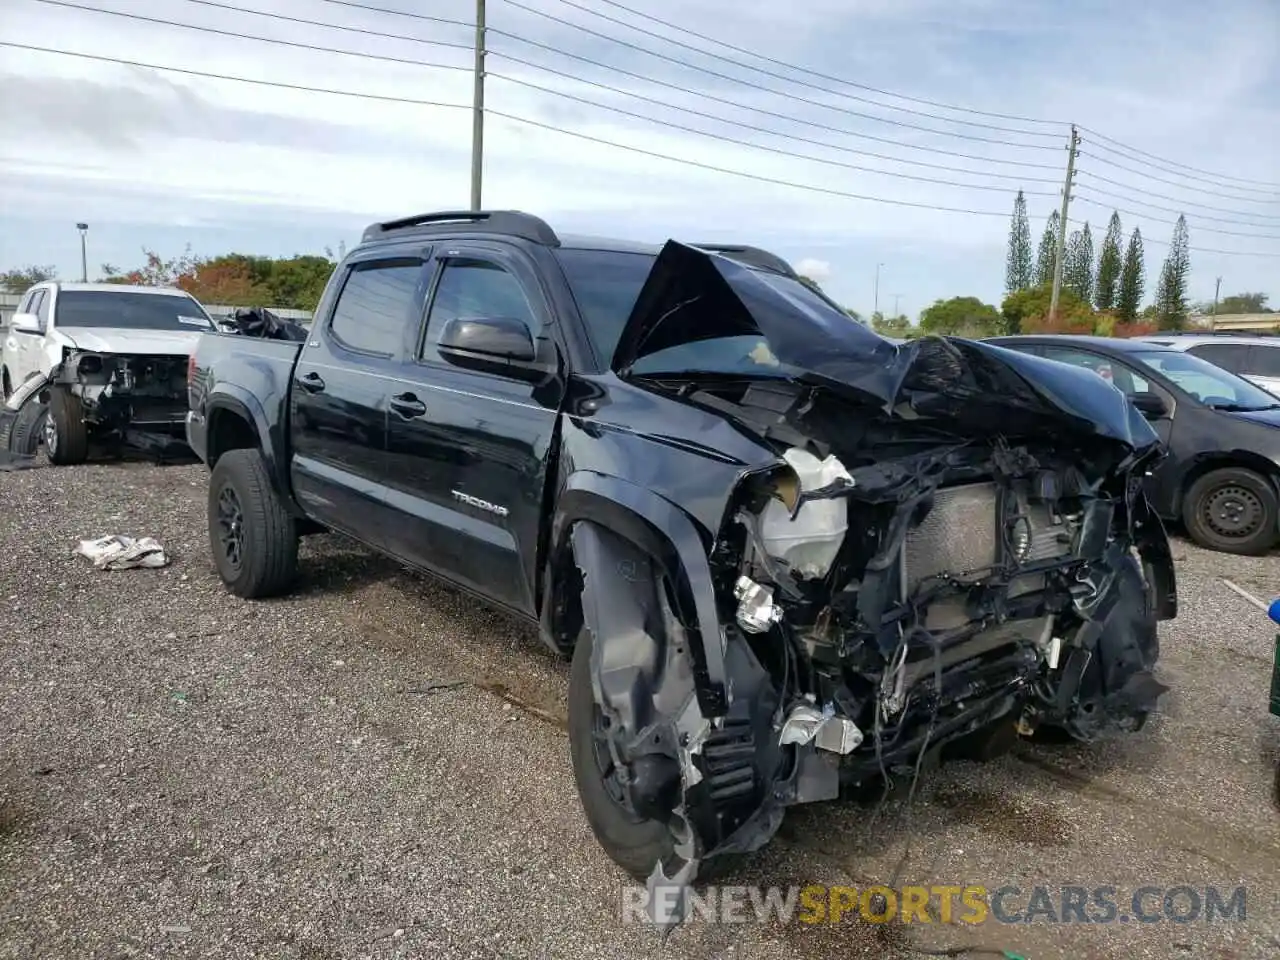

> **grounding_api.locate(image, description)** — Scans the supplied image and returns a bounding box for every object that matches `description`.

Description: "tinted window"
[28,290,48,331]
[1040,346,1149,395]
[554,248,655,362]
[421,258,536,363]
[1247,344,1280,378]
[329,260,425,356]
[1132,350,1279,409]
[1188,342,1250,373]
[55,291,212,331]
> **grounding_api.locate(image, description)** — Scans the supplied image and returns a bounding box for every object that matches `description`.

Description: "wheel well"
[207,407,260,466]
[1177,453,1280,516]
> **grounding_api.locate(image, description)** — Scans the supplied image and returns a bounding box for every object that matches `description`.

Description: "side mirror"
[9,312,41,334]
[437,317,549,381]
[1131,392,1168,420]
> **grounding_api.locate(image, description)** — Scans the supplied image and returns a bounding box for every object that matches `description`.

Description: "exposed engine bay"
[56,350,189,433]
[0,349,192,462]
[573,374,1176,925]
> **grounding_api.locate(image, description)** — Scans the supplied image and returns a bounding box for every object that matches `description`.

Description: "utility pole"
[76,222,88,282]
[1048,124,1079,321]
[892,293,902,316]
[873,262,884,316]
[1212,276,1222,318]
[470,0,486,211]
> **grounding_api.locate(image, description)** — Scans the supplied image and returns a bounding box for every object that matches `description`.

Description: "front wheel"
[45,387,89,465]
[568,626,677,879]
[1183,467,1279,555]
[207,448,298,598]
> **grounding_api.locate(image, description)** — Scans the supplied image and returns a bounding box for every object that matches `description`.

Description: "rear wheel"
[1183,467,1278,555]
[568,626,677,879]
[45,387,89,465]
[208,448,298,598]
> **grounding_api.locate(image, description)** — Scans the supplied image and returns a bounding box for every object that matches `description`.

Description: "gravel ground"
[1,461,1279,960]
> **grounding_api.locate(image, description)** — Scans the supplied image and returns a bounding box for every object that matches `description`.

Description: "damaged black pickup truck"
[187,211,1177,896]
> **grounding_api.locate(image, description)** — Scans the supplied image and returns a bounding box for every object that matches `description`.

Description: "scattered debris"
[74,535,168,570]
[406,680,468,695]
[159,924,192,935]
[1220,577,1270,613]
[0,451,41,471]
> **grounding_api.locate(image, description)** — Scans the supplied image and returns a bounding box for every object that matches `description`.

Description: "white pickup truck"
[1,282,215,463]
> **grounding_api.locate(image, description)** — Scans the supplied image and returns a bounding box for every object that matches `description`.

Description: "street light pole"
[874,262,884,316]
[76,223,88,281]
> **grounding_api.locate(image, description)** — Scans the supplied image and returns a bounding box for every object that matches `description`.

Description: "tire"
[1183,467,1279,555]
[568,626,676,879]
[45,387,89,465]
[207,448,298,598]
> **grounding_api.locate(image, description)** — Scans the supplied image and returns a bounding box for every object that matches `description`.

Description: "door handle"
[389,393,427,418]
[298,372,326,393]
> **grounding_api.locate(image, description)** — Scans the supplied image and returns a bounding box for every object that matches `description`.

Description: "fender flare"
[546,471,729,717]
[205,385,293,507]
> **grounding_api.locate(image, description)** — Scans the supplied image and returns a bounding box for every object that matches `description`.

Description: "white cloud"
[794,258,832,281]
[0,0,1275,313]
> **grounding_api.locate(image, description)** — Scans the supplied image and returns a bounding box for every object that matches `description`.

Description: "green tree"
[1063,223,1094,303]
[1034,211,1060,287]
[1005,190,1033,295]
[1002,283,1096,334]
[1117,227,1145,322]
[1154,215,1191,329]
[872,313,913,338]
[919,296,1002,337]
[1210,292,1272,314]
[0,265,57,294]
[1095,212,1123,312]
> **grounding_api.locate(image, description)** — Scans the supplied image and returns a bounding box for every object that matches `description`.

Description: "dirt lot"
[1,461,1278,960]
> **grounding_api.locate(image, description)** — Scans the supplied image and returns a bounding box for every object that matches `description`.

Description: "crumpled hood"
[55,327,208,356]
[611,240,1159,452]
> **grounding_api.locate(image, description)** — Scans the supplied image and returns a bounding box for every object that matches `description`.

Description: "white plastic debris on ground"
[74,535,169,570]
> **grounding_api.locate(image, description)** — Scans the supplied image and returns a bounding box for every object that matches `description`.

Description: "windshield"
[1132,350,1279,410]
[555,246,849,377]
[554,248,654,362]
[55,291,215,332]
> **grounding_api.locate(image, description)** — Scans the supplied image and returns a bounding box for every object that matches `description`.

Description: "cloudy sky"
[1,0,1277,316]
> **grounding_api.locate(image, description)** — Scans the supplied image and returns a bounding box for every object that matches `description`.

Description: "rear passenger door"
[382,242,563,614]
[1243,344,1280,398]
[290,253,432,549]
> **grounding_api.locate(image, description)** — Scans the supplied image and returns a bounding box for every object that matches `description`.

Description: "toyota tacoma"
[186,211,1178,905]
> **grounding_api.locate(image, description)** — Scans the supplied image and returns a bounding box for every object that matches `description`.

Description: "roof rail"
[1155,329,1280,337]
[691,243,795,277]
[361,210,560,246]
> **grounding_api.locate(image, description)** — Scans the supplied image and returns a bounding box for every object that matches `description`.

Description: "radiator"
[903,482,1001,591]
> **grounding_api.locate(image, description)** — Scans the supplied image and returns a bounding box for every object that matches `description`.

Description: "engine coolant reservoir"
[759,448,852,579]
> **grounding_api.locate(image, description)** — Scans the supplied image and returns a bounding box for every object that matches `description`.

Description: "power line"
[1072,194,1280,241]
[1063,218,1268,258]
[167,0,1064,182]
[488,71,1059,195]
[1075,169,1280,223]
[4,40,1277,261]
[585,0,1063,128]
[1082,149,1280,205]
[531,0,1062,138]
[311,0,469,29]
[180,0,471,51]
[1078,125,1280,192]
[1083,142,1280,202]
[488,53,1061,184]
[487,38,1065,169]
[26,0,473,66]
[494,0,1062,149]
[0,40,471,109]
